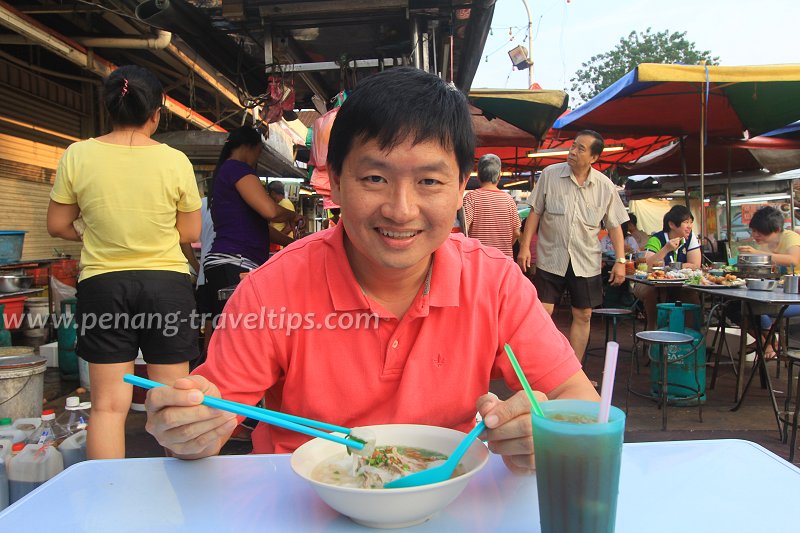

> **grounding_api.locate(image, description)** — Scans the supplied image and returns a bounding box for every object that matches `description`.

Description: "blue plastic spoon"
[383,420,486,489]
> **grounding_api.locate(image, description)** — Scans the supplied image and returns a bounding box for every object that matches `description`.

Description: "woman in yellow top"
[47,65,202,459]
[738,205,800,274]
[738,205,800,358]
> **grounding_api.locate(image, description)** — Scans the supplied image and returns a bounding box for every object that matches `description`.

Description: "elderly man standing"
[463,154,521,258]
[517,130,628,363]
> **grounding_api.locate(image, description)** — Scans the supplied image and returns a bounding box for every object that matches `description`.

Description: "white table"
[1,440,797,532]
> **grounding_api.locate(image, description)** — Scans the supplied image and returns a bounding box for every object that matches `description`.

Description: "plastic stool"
[627,330,702,430]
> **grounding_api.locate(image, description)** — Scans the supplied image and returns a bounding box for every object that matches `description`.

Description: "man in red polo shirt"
[145,67,598,474]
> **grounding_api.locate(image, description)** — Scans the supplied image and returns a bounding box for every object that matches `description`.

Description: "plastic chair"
[627,330,703,430]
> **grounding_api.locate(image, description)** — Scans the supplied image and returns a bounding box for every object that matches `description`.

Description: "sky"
[472,0,799,98]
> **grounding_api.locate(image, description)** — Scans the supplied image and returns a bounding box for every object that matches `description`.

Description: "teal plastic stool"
[57,297,78,380]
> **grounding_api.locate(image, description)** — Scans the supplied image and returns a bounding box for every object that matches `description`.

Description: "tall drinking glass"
[531,400,625,533]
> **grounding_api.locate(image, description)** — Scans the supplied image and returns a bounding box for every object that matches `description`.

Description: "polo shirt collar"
[324,223,370,312]
[324,223,462,312]
[557,162,597,186]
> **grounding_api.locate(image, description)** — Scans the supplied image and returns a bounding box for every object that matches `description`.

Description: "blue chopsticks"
[123,374,364,450]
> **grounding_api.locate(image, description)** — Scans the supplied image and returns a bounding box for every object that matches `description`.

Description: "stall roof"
[469,89,569,146]
[621,135,800,176]
[154,130,304,180]
[554,63,800,138]
[1,1,494,133]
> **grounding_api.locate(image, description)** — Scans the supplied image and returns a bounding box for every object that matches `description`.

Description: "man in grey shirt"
[517,130,629,363]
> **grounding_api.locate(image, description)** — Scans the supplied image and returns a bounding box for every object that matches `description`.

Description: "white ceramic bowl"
[290,423,490,529]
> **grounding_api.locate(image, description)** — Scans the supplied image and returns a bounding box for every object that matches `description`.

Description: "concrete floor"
[33,303,800,463]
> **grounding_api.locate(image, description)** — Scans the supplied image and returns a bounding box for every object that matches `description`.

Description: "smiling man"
[144,67,598,473]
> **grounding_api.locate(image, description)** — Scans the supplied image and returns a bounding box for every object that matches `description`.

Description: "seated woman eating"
[738,205,800,359]
[632,205,702,331]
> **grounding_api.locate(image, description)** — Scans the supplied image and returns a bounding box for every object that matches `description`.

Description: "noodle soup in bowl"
[290,423,490,529]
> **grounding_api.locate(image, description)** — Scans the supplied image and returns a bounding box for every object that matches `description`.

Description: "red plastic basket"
[25,266,49,286]
[51,259,79,287]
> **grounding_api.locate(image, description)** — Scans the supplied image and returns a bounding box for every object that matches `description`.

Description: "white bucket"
[0,356,46,420]
[22,297,49,338]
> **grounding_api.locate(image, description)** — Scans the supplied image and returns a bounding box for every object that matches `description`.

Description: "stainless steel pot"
[784,275,800,294]
[745,278,777,291]
[738,253,771,265]
[0,275,33,292]
[737,264,777,280]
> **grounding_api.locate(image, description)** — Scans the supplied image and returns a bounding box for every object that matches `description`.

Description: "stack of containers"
[0,437,11,511]
[1,398,92,508]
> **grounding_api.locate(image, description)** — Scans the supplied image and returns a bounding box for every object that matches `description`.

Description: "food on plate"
[311,445,464,489]
[687,273,745,287]
[647,269,688,280]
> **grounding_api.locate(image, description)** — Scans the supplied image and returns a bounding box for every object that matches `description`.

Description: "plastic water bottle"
[7,443,63,504]
[55,397,90,439]
[25,410,57,445]
[59,429,87,468]
[0,454,8,511]
[0,418,26,444]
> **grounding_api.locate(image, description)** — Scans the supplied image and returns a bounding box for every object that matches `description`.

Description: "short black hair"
[103,65,163,127]
[662,205,694,234]
[209,126,262,209]
[749,205,785,235]
[628,212,638,226]
[267,180,285,196]
[327,67,475,181]
[576,129,605,157]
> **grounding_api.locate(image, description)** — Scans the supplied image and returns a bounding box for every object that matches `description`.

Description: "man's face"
[567,134,600,172]
[268,189,279,203]
[331,137,465,276]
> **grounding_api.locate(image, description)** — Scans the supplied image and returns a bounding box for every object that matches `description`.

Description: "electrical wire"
[483,26,527,62]
[71,0,140,22]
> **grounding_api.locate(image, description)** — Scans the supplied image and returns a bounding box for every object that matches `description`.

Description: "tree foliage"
[569,28,719,105]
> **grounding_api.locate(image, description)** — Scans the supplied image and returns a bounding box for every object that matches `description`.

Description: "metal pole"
[791,179,796,231]
[521,0,533,87]
[726,147,732,245]
[700,89,707,245]
[726,183,732,244]
[679,137,689,208]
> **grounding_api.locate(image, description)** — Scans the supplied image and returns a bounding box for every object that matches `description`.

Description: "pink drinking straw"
[597,341,619,423]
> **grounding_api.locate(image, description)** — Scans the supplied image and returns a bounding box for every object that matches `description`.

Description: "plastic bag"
[50,276,76,316]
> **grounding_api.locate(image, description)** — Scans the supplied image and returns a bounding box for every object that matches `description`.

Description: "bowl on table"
[290,423,489,529]
[745,278,777,291]
[0,274,33,292]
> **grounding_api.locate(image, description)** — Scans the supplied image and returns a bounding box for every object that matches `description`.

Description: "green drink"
[531,400,625,533]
